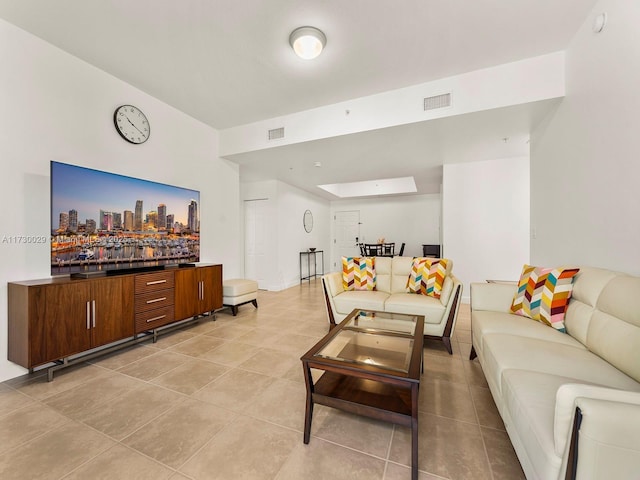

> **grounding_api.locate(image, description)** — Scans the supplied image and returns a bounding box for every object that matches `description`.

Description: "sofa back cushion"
[391,256,414,293]
[564,266,621,345]
[587,275,640,383]
[373,256,392,293]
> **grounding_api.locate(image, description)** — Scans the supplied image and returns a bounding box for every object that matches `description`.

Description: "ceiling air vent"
[423,93,451,111]
[268,127,285,140]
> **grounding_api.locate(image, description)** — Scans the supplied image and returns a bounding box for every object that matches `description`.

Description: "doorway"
[333,210,360,270]
[244,199,268,289]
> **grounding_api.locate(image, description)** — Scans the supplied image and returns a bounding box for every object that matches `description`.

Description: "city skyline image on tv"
[50,161,200,275]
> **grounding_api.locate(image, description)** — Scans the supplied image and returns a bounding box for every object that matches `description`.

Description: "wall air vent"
[268,127,285,140]
[423,93,451,111]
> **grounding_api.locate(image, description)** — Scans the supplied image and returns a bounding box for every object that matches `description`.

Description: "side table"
[299,250,324,283]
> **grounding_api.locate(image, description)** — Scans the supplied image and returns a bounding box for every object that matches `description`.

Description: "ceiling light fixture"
[289,26,326,60]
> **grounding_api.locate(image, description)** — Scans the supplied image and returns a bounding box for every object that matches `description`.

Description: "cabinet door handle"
[92,300,96,328]
[146,279,167,286]
[201,281,205,300]
[146,297,167,304]
[146,314,167,323]
[86,301,91,330]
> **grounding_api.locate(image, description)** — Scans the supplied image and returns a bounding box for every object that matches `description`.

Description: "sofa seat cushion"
[333,290,388,315]
[500,370,596,480]
[483,334,640,398]
[472,311,585,357]
[384,293,445,324]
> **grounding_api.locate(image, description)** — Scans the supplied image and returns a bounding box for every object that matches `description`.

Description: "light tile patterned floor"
[0,279,525,480]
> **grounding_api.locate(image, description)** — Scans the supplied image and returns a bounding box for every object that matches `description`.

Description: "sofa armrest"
[322,272,344,298]
[470,282,517,312]
[554,383,640,457]
[563,398,640,480]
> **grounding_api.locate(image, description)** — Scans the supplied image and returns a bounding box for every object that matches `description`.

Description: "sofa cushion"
[587,274,640,383]
[406,257,430,293]
[511,264,580,333]
[406,257,449,299]
[482,334,640,397]
[562,267,621,345]
[384,293,445,324]
[373,256,392,293]
[333,290,388,315]
[342,256,376,291]
[471,311,585,357]
[391,256,414,293]
[500,370,592,480]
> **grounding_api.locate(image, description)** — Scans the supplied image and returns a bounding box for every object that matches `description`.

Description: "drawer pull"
[146,297,167,304]
[146,314,167,323]
[146,279,167,286]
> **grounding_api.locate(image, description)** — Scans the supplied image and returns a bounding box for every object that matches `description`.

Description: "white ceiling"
[0,0,597,198]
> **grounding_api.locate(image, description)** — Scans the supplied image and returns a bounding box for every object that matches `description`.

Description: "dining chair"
[398,242,405,256]
[382,242,395,256]
[364,244,382,256]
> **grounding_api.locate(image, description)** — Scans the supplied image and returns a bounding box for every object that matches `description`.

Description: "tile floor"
[0,279,525,480]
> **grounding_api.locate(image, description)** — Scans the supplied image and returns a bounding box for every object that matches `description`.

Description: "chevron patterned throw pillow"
[406,257,449,298]
[342,256,377,291]
[510,264,580,333]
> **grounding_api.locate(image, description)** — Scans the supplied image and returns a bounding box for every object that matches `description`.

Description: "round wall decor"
[114,105,150,144]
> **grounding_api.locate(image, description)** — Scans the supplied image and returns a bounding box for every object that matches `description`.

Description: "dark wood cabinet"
[36,282,92,366]
[8,265,222,374]
[92,276,135,345]
[174,265,222,320]
[8,276,134,368]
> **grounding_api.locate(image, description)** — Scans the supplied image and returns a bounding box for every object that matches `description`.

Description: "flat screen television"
[51,161,200,276]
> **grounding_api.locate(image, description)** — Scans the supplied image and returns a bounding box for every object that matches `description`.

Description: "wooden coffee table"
[301,309,424,480]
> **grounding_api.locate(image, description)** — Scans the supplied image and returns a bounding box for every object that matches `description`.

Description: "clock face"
[114,105,150,144]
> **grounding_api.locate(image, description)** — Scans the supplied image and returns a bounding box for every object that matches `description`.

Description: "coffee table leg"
[302,361,314,444]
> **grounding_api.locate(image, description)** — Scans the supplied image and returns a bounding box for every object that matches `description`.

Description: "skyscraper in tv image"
[134,200,143,232]
[187,200,198,233]
[50,161,201,275]
[158,204,167,230]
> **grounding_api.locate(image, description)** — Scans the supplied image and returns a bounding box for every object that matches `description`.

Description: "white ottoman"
[223,279,258,316]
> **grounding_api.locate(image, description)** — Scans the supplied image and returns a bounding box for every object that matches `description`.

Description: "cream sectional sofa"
[470,266,640,480]
[321,256,462,353]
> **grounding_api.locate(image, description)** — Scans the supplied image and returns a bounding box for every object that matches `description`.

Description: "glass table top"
[344,310,417,336]
[313,311,419,373]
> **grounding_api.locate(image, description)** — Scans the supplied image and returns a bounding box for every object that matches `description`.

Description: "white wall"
[0,19,240,381]
[443,157,530,302]
[277,182,330,289]
[531,0,640,274]
[221,52,565,156]
[241,180,330,290]
[328,194,441,271]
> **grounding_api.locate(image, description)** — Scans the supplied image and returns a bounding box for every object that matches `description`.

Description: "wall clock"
[113,105,150,144]
[303,209,313,233]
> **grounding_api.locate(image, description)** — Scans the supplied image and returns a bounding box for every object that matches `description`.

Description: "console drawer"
[135,289,175,313]
[135,271,175,293]
[135,305,175,332]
